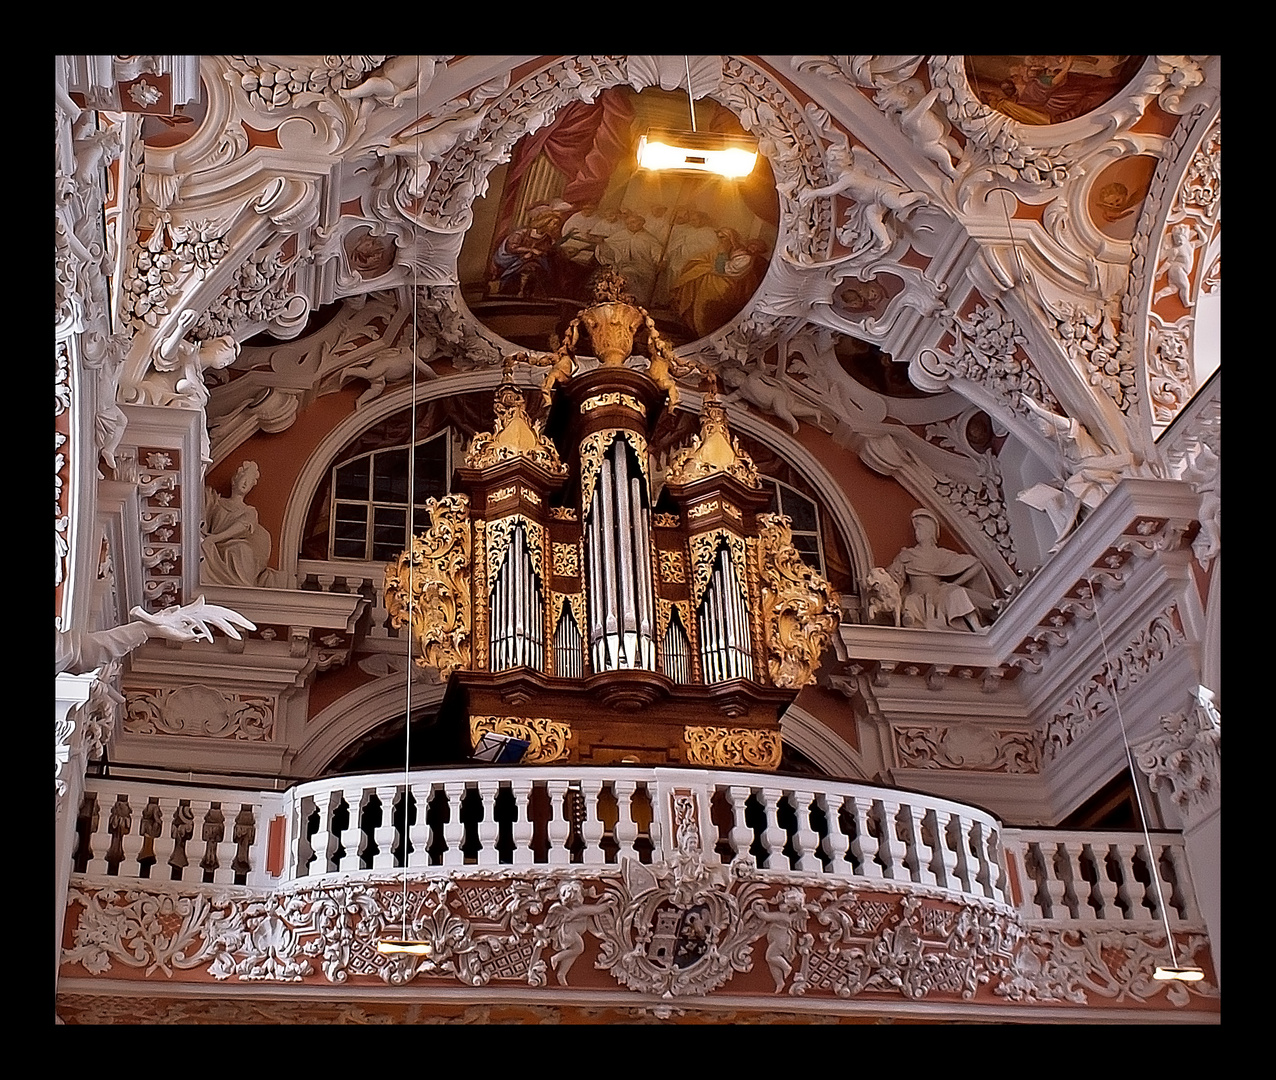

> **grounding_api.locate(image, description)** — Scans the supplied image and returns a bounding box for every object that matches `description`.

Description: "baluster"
[372,784,401,870]
[442,781,468,867]
[210,804,239,885]
[874,799,910,881]
[308,790,340,876]
[1088,843,1120,920]
[578,777,606,865]
[931,810,961,892]
[899,802,936,886]
[81,793,109,877]
[845,796,882,880]
[1111,841,1149,921]
[984,828,1008,904]
[726,786,755,863]
[292,796,315,879]
[510,779,535,866]
[1162,842,1197,922]
[612,780,639,863]
[546,780,572,865]
[117,794,145,877]
[816,793,852,875]
[755,787,789,870]
[948,815,978,897]
[1037,842,1070,918]
[407,783,433,868]
[476,779,502,867]
[968,820,996,901]
[338,788,370,873]
[789,789,823,873]
[1063,840,1098,920]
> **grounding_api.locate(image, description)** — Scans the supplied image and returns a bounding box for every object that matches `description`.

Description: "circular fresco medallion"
[964,56,1147,126]
[457,86,779,353]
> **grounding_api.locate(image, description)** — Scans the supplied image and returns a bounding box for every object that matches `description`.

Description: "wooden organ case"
[385,279,840,771]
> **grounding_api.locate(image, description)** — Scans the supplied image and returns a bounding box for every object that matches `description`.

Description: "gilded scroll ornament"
[684,725,783,770]
[756,513,840,689]
[553,542,579,577]
[581,392,646,416]
[666,392,761,489]
[385,495,472,678]
[658,548,686,583]
[470,716,572,764]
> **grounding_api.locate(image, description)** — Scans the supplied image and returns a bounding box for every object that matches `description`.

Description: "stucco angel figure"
[152,309,241,464]
[1153,221,1210,306]
[374,110,487,197]
[201,461,285,588]
[875,79,961,179]
[1016,394,1143,551]
[537,880,616,986]
[337,55,446,108]
[872,509,995,631]
[794,144,929,255]
[720,362,830,434]
[337,333,440,407]
[56,597,255,675]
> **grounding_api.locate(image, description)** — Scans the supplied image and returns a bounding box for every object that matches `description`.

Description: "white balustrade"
[1003,830,1197,926]
[72,771,1209,932]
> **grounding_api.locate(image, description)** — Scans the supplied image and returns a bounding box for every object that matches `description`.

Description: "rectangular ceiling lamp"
[636,129,758,179]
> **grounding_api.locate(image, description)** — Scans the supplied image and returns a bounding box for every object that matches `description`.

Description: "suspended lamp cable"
[1087,572,1202,981]
[379,54,431,958]
[685,55,696,133]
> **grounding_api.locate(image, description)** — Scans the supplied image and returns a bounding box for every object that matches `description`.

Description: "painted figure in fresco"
[981,56,1138,126]
[884,508,995,631]
[201,461,284,588]
[491,204,571,298]
[670,229,768,339]
[595,212,664,304]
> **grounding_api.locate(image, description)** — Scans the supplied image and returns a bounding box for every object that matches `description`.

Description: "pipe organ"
[386,274,839,771]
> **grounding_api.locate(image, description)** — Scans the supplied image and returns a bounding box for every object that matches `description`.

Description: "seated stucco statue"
[201,461,284,588]
[872,508,995,631]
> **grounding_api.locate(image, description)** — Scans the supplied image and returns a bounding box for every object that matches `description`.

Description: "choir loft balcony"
[60,764,1218,1022]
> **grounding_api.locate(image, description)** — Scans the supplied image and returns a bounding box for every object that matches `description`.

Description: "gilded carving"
[687,501,717,520]
[653,513,680,528]
[550,506,578,522]
[688,530,750,609]
[666,393,761,490]
[553,542,579,577]
[582,392,646,417]
[466,373,567,477]
[470,716,572,764]
[384,495,472,678]
[684,726,783,770]
[756,514,840,689]
[658,549,686,584]
[485,514,545,589]
[580,429,649,519]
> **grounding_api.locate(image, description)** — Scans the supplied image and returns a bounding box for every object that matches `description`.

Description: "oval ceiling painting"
[964,56,1147,126]
[458,86,779,353]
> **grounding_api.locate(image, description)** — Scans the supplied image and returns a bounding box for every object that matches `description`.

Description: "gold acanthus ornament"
[666,391,761,489]
[756,513,840,689]
[469,716,572,764]
[684,725,783,770]
[384,495,472,679]
[465,371,567,477]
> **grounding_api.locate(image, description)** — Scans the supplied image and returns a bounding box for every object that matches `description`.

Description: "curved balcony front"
[60,765,1218,1022]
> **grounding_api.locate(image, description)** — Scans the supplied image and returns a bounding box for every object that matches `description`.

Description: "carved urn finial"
[580,273,645,366]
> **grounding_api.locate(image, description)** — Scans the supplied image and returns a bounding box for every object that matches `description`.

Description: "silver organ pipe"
[584,437,657,672]
[698,545,754,683]
[554,608,584,679]
[662,611,691,683]
[489,523,545,673]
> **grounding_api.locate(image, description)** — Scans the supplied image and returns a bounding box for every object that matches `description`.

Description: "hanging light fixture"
[635,56,757,179]
[378,55,433,960]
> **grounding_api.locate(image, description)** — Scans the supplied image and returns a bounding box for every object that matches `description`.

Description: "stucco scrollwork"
[1133,686,1220,828]
[893,724,1041,774]
[125,684,275,741]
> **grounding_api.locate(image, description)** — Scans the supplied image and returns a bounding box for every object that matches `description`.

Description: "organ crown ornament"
[387,277,839,770]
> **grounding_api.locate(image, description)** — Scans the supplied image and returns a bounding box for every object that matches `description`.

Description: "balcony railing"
[69,766,1199,929]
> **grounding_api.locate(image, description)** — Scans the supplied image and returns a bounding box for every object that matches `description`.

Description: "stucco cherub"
[1153,221,1210,306]
[538,880,616,985]
[795,144,930,254]
[876,78,961,179]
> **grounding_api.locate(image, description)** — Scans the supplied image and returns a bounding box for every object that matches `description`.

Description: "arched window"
[329,429,452,562]
[764,480,824,577]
